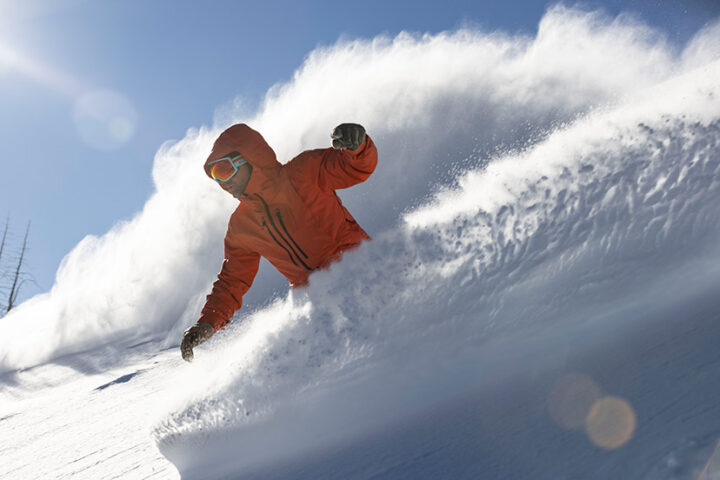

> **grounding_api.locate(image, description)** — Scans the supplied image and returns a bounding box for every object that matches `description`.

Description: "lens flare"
[73,89,137,150]
[585,396,637,450]
[698,440,720,480]
[547,372,601,430]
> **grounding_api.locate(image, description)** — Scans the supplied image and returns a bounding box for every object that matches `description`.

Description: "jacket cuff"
[352,134,371,154]
[198,311,230,333]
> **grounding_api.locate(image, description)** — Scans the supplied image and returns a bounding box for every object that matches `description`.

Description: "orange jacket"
[200,124,378,331]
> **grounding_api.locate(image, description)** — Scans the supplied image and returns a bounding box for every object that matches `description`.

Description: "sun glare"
[0,42,21,76]
[0,39,138,150]
[0,41,81,95]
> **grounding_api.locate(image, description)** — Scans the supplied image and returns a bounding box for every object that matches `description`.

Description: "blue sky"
[0,0,717,305]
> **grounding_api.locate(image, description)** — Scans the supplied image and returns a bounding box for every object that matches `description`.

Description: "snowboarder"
[181,123,378,361]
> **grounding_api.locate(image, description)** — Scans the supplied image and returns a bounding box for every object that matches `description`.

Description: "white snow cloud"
[0,5,716,384]
[149,8,720,478]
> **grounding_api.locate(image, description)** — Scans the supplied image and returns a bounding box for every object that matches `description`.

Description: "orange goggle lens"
[209,154,247,182]
[210,161,237,181]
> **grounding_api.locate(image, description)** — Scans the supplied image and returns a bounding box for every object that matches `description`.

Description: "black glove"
[180,322,215,362]
[331,123,366,151]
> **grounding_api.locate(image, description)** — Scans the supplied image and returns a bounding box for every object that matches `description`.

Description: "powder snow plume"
[146,8,720,479]
[1,5,718,385]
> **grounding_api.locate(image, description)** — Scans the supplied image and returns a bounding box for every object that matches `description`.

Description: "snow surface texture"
[2,6,720,480]
[154,9,720,480]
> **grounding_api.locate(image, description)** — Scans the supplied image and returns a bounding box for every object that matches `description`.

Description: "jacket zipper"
[256,194,313,271]
[276,211,309,259]
[261,220,298,267]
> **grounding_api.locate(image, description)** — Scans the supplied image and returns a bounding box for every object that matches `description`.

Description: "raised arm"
[316,123,378,191]
[287,124,378,192]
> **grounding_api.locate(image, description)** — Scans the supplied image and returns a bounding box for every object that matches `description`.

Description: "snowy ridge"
[153,60,720,478]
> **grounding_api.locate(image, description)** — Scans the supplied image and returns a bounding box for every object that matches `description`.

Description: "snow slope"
[1,6,720,480]
[153,59,720,478]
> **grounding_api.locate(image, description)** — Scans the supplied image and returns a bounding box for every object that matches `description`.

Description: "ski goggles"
[207,152,248,182]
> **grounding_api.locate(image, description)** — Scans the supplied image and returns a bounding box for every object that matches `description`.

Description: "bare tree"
[0,215,8,267]
[6,222,30,314]
[0,216,9,311]
[0,218,34,316]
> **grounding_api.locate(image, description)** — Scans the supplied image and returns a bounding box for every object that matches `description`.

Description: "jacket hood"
[204,123,282,196]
